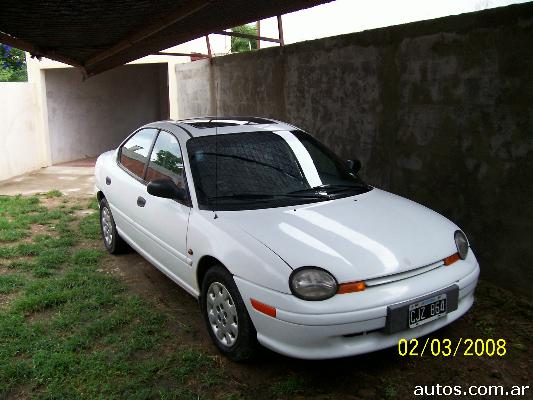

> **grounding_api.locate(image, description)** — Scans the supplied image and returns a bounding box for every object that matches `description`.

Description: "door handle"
[137,196,146,207]
[105,176,111,185]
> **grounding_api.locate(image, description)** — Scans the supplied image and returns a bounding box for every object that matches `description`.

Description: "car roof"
[144,116,299,138]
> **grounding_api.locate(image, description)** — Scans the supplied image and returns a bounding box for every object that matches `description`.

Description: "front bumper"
[234,252,479,360]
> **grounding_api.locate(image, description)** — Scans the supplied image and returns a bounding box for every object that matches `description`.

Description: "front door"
[138,130,193,291]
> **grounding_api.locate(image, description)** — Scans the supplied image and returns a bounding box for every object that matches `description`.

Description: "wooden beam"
[0,31,85,70]
[153,51,209,58]
[85,0,332,75]
[277,15,285,46]
[85,0,211,68]
[213,30,280,44]
[256,21,261,49]
[205,35,212,59]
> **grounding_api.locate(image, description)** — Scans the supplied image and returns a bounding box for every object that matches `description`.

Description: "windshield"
[187,130,371,211]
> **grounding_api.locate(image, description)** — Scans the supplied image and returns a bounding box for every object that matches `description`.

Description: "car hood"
[218,189,459,282]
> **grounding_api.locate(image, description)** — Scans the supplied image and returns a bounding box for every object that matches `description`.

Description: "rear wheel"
[99,198,127,254]
[200,265,258,361]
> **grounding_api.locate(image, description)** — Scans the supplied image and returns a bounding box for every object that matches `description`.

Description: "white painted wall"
[45,63,168,164]
[0,83,47,182]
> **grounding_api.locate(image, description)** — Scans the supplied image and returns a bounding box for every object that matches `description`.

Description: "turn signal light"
[443,252,461,266]
[337,281,366,294]
[251,298,277,318]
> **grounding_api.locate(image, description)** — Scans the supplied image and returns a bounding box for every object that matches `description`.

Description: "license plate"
[408,294,447,328]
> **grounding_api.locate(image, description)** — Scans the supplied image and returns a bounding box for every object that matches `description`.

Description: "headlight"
[289,267,338,301]
[454,230,469,260]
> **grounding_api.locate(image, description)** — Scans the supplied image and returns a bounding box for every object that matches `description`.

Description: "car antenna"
[213,82,219,220]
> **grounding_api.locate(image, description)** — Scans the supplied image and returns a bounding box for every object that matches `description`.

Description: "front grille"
[365,260,444,287]
[342,328,381,338]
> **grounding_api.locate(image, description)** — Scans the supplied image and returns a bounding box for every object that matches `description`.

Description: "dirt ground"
[0,171,531,398]
[102,236,532,399]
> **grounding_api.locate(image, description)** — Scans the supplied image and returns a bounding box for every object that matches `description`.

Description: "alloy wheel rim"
[206,281,239,347]
[101,207,113,246]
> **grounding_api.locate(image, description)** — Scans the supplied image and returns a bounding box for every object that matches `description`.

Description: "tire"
[200,265,258,361]
[99,197,127,254]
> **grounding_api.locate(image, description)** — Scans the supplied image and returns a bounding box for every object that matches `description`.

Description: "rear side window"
[119,128,158,179]
[145,130,185,189]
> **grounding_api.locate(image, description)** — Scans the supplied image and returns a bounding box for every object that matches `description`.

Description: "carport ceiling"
[0,0,332,76]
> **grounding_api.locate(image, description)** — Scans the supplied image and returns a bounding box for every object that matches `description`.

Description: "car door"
[108,127,159,248]
[139,130,194,291]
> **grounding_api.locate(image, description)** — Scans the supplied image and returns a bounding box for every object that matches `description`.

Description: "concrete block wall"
[175,3,533,296]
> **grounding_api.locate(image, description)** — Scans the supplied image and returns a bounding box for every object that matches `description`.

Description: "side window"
[295,131,345,179]
[145,131,185,189]
[119,128,158,179]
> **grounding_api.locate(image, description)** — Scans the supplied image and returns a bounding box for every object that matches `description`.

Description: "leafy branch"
[0,44,28,82]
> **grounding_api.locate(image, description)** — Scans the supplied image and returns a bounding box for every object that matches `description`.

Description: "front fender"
[187,210,293,294]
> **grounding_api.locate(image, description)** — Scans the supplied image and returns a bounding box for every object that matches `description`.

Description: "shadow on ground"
[105,245,532,400]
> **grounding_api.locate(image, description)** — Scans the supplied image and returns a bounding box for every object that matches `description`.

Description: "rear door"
[108,128,158,247]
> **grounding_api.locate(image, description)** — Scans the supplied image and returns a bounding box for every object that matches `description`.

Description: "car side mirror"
[147,179,187,202]
[345,159,362,174]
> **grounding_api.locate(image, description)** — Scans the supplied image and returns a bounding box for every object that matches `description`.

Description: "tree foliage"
[230,24,258,53]
[153,150,183,175]
[0,44,28,82]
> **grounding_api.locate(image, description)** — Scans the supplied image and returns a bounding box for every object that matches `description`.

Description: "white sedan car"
[95,117,479,361]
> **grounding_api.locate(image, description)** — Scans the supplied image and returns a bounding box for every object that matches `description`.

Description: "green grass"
[2,232,76,277]
[1,193,531,400]
[35,247,71,269]
[271,376,306,397]
[0,247,16,259]
[475,318,496,337]
[384,383,398,399]
[88,198,99,210]
[44,189,63,198]
[70,204,83,211]
[0,193,232,399]
[7,260,35,271]
[0,274,26,294]
[0,229,30,242]
[0,194,40,213]
[72,248,105,267]
[0,195,68,248]
[79,212,101,239]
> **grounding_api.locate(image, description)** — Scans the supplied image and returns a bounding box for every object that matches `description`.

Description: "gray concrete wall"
[46,63,168,164]
[175,3,533,296]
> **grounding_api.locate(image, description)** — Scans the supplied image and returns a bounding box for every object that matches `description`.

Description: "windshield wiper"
[208,194,276,201]
[288,183,369,195]
[208,192,328,202]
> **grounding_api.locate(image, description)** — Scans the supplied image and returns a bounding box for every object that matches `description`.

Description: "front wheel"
[200,265,258,361]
